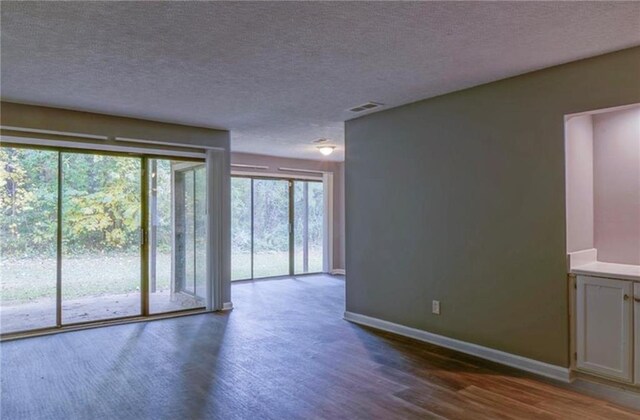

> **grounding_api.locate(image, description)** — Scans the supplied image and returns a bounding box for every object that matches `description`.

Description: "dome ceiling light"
[313,138,336,156]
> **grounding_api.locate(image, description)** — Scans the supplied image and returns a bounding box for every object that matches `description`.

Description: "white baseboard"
[343,311,572,383]
[222,302,233,311]
[331,269,346,275]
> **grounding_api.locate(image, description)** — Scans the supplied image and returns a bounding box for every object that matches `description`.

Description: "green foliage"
[1,146,324,270]
[253,179,291,252]
[231,177,252,252]
[1,148,58,257]
[61,153,141,254]
[231,178,324,254]
[152,159,173,253]
[0,148,142,258]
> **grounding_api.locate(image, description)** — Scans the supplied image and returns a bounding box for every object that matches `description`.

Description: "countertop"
[571,261,640,282]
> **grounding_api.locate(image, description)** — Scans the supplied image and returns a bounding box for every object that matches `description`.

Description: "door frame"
[0,143,211,340]
[170,162,208,302]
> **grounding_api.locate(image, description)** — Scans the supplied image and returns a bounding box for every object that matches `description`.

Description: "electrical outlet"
[432,300,440,315]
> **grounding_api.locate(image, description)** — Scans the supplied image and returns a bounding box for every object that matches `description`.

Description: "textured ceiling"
[2,2,639,161]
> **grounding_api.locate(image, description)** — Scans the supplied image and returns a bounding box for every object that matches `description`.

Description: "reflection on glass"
[61,153,141,324]
[149,160,206,314]
[253,179,290,278]
[0,147,59,334]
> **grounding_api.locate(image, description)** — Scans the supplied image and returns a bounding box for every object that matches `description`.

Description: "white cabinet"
[576,275,633,382]
[635,283,640,386]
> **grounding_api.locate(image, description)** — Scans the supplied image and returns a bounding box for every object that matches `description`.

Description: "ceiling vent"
[348,102,383,113]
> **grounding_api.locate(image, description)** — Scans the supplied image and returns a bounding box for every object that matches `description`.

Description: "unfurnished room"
[1,1,640,419]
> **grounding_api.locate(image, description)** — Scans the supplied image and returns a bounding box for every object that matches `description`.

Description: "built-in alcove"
[566,104,640,269]
[565,104,640,386]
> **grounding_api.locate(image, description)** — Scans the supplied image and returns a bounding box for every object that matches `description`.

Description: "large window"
[0,145,210,336]
[231,176,325,281]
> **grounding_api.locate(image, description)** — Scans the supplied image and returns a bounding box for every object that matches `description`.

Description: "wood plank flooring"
[1,274,638,419]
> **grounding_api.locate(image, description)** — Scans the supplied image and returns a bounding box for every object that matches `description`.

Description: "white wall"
[566,115,594,253]
[593,107,640,265]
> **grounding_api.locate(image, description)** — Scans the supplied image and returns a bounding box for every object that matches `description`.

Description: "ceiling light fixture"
[317,145,336,156]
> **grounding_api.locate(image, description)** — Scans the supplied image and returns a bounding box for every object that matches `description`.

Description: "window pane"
[294,181,324,274]
[182,171,195,294]
[194,166,207,298]
[0,147,58,334]
[61,153,141,324]
[231,177,251,280]
[307,182,324,273]
[294,181,305,274]
[253,179,289,278]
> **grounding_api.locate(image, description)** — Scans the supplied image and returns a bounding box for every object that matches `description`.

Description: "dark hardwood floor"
[1,274,638,419]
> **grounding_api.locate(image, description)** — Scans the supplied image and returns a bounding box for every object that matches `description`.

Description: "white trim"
[231,163,269,170]
[222,302,234,311]
[278,167,324,176]
[231,170,322,181]
[565,102,640,119]
[1,134,205,159]
[1,125,108,140]
[569,274,577,371]
[331,269,346,275]
[343,311,573,383]
[115,136,223,150]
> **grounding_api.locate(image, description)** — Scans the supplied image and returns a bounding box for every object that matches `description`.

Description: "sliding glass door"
[0,145,209,336]
[253,179,291,278]
[61,152,142,324]
[230,176,325,281]
[148,159,208,314]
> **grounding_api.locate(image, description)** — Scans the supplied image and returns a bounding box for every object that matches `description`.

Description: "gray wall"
[345,47,640,367]
[231,152,345,270]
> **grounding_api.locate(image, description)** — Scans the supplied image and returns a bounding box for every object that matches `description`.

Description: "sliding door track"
[0,307,210,342]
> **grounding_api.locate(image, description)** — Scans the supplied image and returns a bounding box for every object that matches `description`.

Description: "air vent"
[348,102,383,113]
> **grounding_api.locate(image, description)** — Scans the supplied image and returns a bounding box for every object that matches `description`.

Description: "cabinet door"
[635,283,640,385]
[576,275,633,382]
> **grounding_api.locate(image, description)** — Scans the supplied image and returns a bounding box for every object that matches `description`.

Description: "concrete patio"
[0,291,204,334]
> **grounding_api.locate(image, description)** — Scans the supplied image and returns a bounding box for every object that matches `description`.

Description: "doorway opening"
[230,176,325,281]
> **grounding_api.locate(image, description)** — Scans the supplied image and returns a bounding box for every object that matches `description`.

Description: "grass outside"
[1,248,324,303]
[231,248,323,280]
[0,253,171,304]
